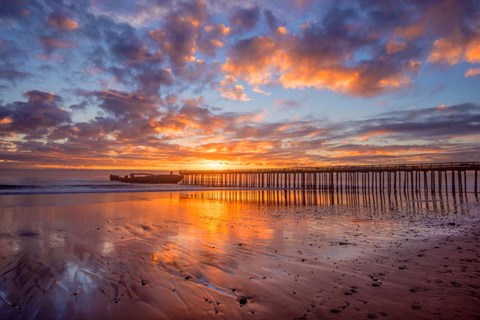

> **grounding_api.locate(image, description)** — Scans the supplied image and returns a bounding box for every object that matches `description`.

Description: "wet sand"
[0,191,479,319]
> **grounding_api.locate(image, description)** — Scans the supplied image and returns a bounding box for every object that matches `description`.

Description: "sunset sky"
[0,0,479,169]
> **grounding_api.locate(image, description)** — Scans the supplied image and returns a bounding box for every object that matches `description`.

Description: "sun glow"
[204,161,227,170]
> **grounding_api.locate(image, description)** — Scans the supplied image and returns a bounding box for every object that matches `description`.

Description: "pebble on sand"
[239,297,248,305]
[411,303,422,310]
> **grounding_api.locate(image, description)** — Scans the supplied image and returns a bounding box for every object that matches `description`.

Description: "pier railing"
[179,162,480,195]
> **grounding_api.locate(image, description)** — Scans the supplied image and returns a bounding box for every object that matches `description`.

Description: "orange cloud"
[465,68,480,77]
[204,24,230,35]
[196,140,278,154]
[41,37,76,50]
[357,129,391,142]
[428,38,464,64]
[48,15,79,30]
[222,37,278,86]
[393,24,424,40]
[223,34,415,97]
[385,24,423,55]
[0,117,12,125]
[280,65,357,91]
[386,39,407,54]
[277,26,288,35]
[428,36,480,65]
[465,39,480,63]
[219,77,250,101]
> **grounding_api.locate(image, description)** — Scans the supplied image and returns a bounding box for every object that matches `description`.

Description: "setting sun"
[204,161,227,170]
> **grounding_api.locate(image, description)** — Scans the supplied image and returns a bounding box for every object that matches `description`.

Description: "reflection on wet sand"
[181,189,475,217]
[0,190,479,319]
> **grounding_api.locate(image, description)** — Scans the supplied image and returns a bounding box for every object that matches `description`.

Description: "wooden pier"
[179,162,480,195]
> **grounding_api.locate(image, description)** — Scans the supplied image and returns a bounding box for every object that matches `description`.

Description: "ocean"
[0,168,207,195]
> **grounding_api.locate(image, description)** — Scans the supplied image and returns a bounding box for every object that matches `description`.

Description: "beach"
[0,190,479,319]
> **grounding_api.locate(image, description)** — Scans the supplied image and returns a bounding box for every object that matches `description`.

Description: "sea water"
[0,168,206,195]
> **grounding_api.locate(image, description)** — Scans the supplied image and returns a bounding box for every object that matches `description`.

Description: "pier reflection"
[180,188,477,217]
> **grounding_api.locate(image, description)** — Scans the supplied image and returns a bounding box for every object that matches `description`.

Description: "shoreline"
[1,185,479,197]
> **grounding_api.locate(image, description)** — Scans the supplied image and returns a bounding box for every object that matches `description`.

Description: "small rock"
[239,297,248,305]
[412,303,422,310]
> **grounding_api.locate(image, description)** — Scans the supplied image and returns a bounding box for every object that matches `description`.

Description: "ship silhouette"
[110,172,183,184]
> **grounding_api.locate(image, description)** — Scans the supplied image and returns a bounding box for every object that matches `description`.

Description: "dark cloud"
[356,1,416,32]
[107,26,160,65]
[77,16,170,96]
[0,38,29,83]
[263,9,279,32]
[0,90,71,139]
[230,6,260,33]
[198,23,231,56]
[41,36,76,53]
[274,99,302,110]
[137,68,173,96]
[77,89,159,119]
[73,0,214,94]
[69,101,88,111]
[0,68,30,81]
[354,103,480,139]
[0,0,29,17]
[150,0,207,71]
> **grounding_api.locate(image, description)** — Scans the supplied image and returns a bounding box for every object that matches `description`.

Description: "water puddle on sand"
[0,190,479,319]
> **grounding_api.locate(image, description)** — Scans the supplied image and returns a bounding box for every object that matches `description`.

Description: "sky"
[0,0,479,170]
